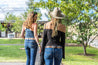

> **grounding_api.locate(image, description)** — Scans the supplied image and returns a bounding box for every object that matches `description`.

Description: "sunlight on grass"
[0,45,26,62]
[0,39,24,44]
[62,47,98,65]
[63,61,98,65]
[0,57,26,62]
[0,39,98,65]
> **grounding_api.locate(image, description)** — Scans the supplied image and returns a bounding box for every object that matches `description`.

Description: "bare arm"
[20,25,25,39]
[34,23,39,45]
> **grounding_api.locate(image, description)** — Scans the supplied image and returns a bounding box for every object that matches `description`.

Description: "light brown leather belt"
[25,38,35,40]
[45,46,62,48]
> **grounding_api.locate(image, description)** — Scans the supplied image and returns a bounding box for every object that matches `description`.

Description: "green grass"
[0,45,26,62]
[0,38,76,44]
[0,39,98,65]
[0,39,42,62]
[0,39,24,44]
[0,39,42,44]
[0,45,98,65]
[62,47,98,65]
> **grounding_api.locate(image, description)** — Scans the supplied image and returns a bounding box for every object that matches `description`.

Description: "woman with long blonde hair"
[21,12,41,65]
[40,7,66,65]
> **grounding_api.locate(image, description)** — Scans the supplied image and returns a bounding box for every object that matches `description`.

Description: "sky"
[0,0,48,21]
[0,0,96,21]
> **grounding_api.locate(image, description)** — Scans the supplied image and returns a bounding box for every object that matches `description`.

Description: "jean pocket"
[44,48,52,59]
[55,48,62,60]
[29,41,37,48]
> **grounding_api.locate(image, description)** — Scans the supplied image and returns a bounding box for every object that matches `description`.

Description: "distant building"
[37,20,48,24]
[0,20,15,38]
[0,20,49,38]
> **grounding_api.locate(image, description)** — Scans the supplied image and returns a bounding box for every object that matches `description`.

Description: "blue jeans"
[24,40,38,65]
[44,48,62,65]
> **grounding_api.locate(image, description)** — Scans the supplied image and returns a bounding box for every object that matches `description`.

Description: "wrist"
[38,45,41,48]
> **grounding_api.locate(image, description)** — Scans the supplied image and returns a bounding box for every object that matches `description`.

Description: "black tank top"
[41,22,65,59]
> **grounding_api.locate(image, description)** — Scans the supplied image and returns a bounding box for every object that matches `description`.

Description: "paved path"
[0,44,24,45]
[0,62,26,65]
[0,62,63,65]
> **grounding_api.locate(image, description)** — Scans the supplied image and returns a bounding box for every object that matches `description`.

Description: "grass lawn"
[0,45,98,65]
[0,38,76,44]
[0,39,98,65]
[0,39,42,44]
[0,39,42,62]
[0,45,26,62]
[62,47,98,65]
[0,39,24,44]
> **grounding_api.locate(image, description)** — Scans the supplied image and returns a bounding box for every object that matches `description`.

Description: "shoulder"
[59,24,66,29]
[32,23,38,27]
[31,23,38,30]
[58,24,66,33]
[33,23,37,25]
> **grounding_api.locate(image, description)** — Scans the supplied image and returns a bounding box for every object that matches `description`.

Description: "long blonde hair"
[51,18,61,37]
[23,12,37,29]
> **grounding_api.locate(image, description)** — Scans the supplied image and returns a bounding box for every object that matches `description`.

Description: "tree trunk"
[15,32,17,38]
[83,45,87,55]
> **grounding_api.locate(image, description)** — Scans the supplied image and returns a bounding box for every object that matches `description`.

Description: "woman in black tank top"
[40,7,66,65]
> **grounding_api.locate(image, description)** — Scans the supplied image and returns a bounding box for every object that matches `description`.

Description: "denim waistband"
[45,46,62,48]
[25,38,35,40]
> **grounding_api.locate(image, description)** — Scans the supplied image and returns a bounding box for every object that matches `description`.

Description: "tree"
[31,0,98,55]
[70,0,98,55]
[38,23,44,37]
[76,21,97,55]
[0,24,6,31]
[5,12,16,23]
[12,17,24,33]
[76,1,98,55]
[5,12,25,33]
[5,12,17,32]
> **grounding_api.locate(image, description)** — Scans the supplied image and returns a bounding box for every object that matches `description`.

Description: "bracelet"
[38,44,41,47]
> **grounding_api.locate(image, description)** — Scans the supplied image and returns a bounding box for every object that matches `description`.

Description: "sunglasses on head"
[30,12,37,14]
[34,12,37,14]
[30,12,37,17]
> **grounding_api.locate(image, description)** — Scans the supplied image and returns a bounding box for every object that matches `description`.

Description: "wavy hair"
[51,18,61,37]
[23,12,37,29]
